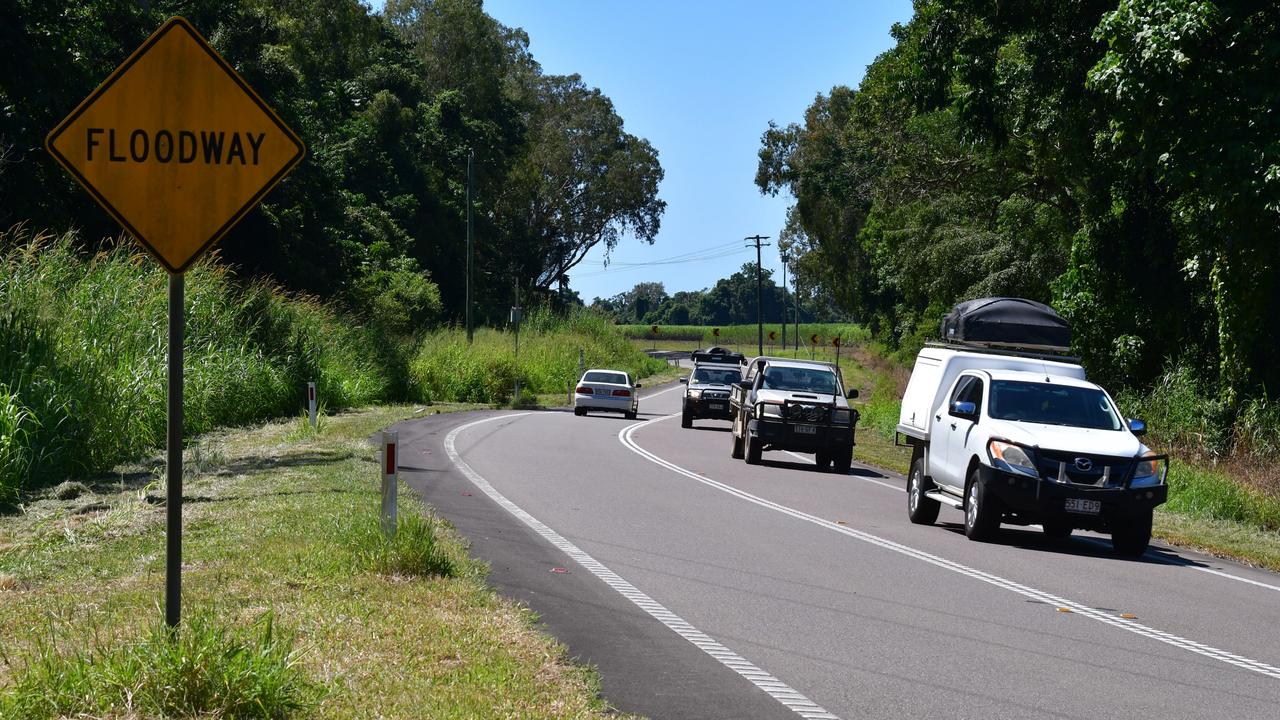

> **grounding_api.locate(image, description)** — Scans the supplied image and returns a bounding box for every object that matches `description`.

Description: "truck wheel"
[907,457,940,525]
[1111,510,1152,557]
[681,409,693,428]
[1042,519,1073,540]
[730,420,745,459]
[745,431,762,465]
[814,450,831,470]
[833,446,853,474]
[964,469,1001,541]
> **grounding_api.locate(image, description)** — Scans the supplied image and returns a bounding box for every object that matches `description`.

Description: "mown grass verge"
[0,405,634,719]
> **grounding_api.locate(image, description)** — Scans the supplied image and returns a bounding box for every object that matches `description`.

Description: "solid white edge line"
[446,412,840,720]
[621,415,1280,681]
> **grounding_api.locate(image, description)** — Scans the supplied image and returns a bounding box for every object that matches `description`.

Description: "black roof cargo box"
[692,346,745,365]
[940,297,1070,353]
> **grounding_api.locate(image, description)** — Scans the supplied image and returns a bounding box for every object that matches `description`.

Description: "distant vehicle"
[680,347,745,427]
[574,369,640,419]
[896,298,1168,555]
[728,356,859,471]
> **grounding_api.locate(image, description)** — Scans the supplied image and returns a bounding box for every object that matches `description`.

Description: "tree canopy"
[757,0,1279,408]
[0,0,664,325]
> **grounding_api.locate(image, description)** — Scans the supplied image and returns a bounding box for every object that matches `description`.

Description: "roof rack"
[925,341,1080,363]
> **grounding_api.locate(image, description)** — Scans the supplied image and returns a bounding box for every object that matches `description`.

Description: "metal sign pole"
[166,272,184,628]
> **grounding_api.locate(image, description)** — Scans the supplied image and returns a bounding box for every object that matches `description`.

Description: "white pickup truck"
[896,345,1168,555]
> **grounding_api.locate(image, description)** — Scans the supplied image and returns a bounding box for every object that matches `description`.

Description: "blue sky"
[373,1,914,301]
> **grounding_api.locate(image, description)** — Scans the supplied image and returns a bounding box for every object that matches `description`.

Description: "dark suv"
[680,348,745,428]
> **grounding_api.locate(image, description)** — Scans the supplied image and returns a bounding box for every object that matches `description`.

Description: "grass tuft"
[0,612,316,719]
[348,502,473,579]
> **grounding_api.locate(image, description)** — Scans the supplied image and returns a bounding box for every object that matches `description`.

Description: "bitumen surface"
[393,379,1280,720]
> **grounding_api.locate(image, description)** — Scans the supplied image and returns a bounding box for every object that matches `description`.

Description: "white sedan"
[574,369,641,419]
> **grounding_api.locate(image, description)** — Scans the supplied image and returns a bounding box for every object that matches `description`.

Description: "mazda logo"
[1073,457,1094,472]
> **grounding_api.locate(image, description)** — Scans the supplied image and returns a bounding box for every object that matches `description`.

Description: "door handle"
[935,414,942,422]
[950,422,957,430]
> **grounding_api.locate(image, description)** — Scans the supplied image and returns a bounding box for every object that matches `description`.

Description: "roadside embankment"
[0,405,635,718]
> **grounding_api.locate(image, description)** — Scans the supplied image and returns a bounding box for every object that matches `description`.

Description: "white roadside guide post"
[381,431,399,537]
[44,16,304,629]
[307,381,317,428]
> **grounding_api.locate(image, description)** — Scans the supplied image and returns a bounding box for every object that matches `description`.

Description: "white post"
[381,431,398,537]
[307,382,317,429]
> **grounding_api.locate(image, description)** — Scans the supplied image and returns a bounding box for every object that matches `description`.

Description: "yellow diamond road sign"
[46,17,304,273]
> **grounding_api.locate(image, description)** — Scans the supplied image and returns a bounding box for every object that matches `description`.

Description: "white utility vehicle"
[729,356,859,471]
[896,298,1168,556]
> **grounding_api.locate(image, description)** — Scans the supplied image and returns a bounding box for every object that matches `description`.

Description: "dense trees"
[0,0,663,326]
[757,0,1278,412]
[591,263,848,326]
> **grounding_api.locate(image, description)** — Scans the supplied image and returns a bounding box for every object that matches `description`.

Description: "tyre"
[745,431,762,464]
[730,418,745,459]
[814,450,831,470]
[681,409,693,428]
[907,457,940,525]
[1111,510,1152,557]
[574,407,585,417]
[833,446,853,474]
[625,410,637,420]
[1042,519,1073,540]
[963,468,1001,541]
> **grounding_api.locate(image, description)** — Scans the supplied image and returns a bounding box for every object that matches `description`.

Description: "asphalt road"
[396,379,1280,719]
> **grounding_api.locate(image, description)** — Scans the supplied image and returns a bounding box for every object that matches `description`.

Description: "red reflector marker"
[384,441,397,475]
[612,389,631,397]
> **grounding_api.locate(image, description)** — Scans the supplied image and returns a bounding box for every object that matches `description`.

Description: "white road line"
[446,413,840,720]
[788,452,1280,595]
[621,415,1280,681]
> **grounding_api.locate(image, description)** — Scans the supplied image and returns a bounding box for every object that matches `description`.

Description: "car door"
[931,375,976,490]
[941,375,984,489]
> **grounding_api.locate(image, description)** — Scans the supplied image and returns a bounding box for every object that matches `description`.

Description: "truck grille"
[1035,450,1132,487]
[701,390,729,400]
[785,403,829,423]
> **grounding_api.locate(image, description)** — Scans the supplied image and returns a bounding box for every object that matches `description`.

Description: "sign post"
[307,381,317,429]
[46,17,304,628]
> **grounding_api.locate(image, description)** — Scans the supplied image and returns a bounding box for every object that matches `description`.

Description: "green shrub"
[0,613,315,719]
[412,308,667,404]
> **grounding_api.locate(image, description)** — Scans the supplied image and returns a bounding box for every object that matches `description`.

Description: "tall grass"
[412,309,668,403]
[0,229,396,501]
[0,612,315,719]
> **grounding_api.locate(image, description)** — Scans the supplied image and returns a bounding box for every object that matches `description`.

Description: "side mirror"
[950,400,977,419]
[737,380,752,390]
[1128,418,1146,436]
[846,388,860,399]
[679,377,687,384]
[635,383,642,389]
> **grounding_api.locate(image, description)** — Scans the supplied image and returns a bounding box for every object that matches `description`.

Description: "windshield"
[989,381,1122,430]
[692,368,740,384]
[583,371,627,385]
[760,367,838,395]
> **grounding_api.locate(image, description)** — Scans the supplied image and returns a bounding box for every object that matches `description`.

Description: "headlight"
[687,389,702,400]
[1131,452,1166,487]
[759,404,783,418]
[833,409,851,424]
[988,440,1038,478]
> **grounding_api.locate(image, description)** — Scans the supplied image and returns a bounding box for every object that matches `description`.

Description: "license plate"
[707,402,726,411]
[794,425,817,435]
[1065,498,1101,515]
